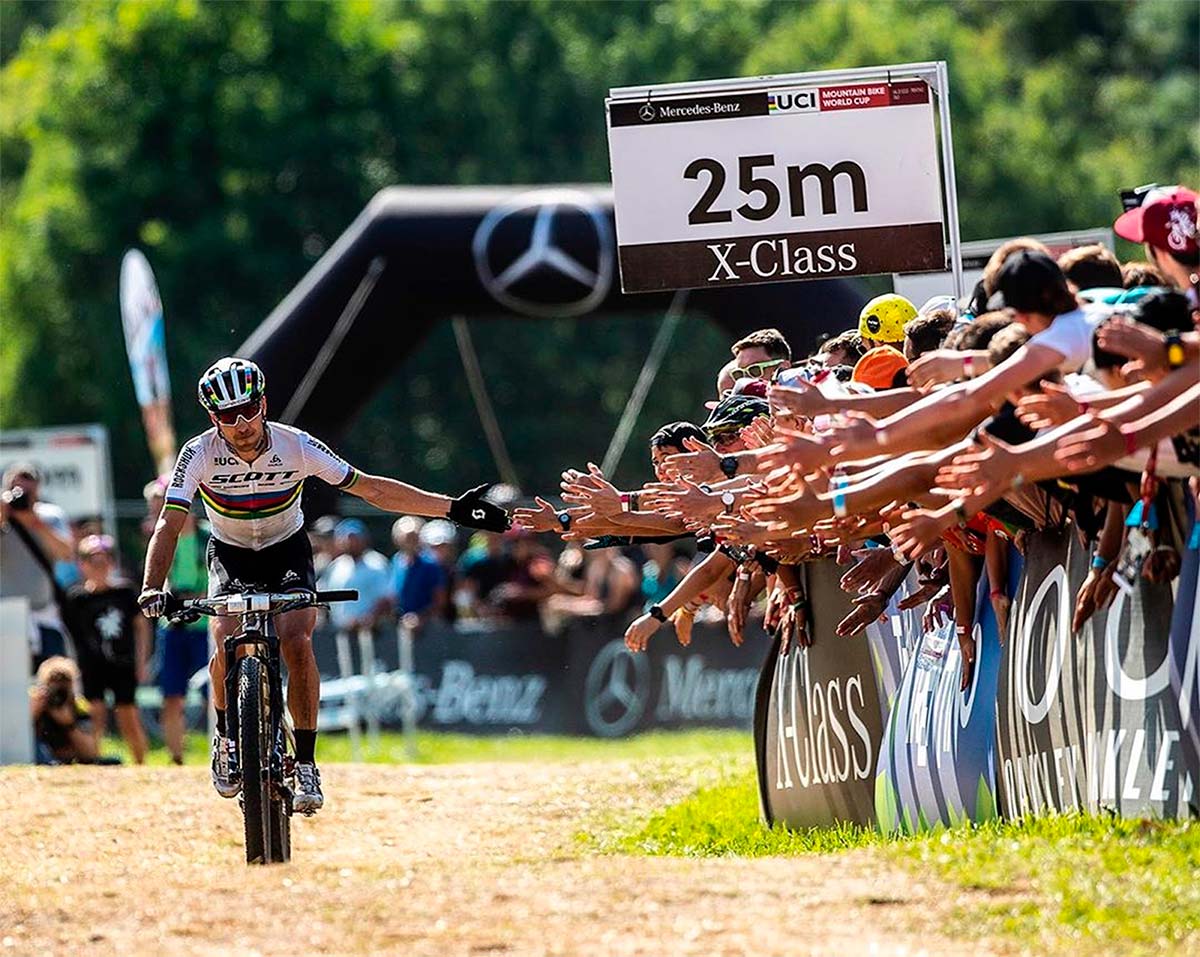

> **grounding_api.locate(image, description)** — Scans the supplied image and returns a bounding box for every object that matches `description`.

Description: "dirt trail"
[0,762,1006,957]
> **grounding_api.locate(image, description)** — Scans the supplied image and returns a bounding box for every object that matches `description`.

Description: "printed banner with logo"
[312,614,770,736]
[995,527,1199,819]
[873,568,1008,833]
[607,71,946,292]
[759,560,886,827]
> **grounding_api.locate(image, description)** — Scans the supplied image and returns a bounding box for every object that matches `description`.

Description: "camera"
[45,682,72,712]
[2,486,31,511]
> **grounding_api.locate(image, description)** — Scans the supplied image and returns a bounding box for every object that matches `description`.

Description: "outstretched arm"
[346,474,509,531]
[346,472,451,517]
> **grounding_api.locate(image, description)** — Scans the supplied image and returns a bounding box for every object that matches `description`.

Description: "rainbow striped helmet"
[197,357,265,412]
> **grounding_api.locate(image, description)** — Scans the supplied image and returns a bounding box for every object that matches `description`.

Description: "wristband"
[648,604,668,623]
[620,493,631,512]
[1078,401,1090,415]
[1091,554,1108,570]
[1121,428,1138,457]
[832,491,848,518]
[989,588,1004,600]
[877,428,890,447]
[962,355,975,379]
[629,491,640,513]
[956,624,969,635]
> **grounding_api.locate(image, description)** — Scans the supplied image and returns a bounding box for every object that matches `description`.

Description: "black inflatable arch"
[241,185,867,440]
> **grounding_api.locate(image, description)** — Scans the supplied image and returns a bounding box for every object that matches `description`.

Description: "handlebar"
[164,589,359,623]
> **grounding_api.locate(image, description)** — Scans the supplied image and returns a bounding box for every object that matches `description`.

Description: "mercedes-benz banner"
[607,75,945,292]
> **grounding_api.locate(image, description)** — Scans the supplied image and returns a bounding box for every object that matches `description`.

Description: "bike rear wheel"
[237,656,287,864]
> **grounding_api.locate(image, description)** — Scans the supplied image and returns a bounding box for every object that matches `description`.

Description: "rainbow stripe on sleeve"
[197,482,303,520]
[164,497,192,514]
[337,468,359,490]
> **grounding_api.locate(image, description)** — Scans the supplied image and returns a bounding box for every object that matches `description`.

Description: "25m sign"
[607,79,946,292]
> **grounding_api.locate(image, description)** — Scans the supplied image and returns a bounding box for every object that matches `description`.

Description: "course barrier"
[757,516,1200,830]
[313,612,771,737]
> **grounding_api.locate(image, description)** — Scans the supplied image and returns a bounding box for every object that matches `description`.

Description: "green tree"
[2,0,1196,500]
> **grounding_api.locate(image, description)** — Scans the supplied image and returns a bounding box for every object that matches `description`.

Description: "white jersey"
[164,423,359,549]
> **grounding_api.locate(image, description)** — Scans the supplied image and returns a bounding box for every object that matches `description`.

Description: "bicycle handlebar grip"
[315,589,359,603]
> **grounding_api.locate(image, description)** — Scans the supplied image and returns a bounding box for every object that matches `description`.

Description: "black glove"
[138,588,167,619]
[447,484,511,532]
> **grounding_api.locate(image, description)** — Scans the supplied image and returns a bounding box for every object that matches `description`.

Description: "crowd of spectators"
[508,184,1199,679]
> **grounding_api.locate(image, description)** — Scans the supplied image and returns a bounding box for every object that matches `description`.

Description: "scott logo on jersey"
[209,470,300,484]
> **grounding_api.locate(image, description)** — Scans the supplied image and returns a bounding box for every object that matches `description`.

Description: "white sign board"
[607,71,949,292]
[892,228,1115,307]
[0,425,115,525]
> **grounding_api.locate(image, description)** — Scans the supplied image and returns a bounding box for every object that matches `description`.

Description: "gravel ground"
[0,762,1007,957]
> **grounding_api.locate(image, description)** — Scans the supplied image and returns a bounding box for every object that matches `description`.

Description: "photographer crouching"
[30,656,98,765]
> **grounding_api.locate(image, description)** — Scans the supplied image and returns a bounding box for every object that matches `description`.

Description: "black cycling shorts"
[206,528,316,598]
[80,657,137,706]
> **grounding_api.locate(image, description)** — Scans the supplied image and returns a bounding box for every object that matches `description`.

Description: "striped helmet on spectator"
[197,357,265,412]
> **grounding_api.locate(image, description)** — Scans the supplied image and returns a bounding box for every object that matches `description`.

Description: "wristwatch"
[1165,330,1185,369]
[557,511,571,531]
[720,455,739,479]
[720,490,736,514]
[648,604,668,623]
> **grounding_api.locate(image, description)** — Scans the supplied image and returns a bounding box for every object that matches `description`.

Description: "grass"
[101,727,752,766]
[611,767,1200,956]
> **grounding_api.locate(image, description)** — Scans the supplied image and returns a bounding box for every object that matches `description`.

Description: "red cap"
[1113,186,1198,255]
[851,346,909,391]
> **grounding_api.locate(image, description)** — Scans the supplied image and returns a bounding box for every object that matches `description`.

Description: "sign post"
[606,61,963,297]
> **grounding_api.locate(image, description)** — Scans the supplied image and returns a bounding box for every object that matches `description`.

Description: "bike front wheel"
[237,656,288,864]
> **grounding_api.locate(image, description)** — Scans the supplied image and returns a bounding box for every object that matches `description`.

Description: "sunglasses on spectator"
[212,402,262,426]
[729,359,785,382]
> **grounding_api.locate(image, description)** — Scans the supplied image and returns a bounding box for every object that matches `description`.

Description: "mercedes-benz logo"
[584,639,652,737]
[472,188,614,319]
[639,102,656,122]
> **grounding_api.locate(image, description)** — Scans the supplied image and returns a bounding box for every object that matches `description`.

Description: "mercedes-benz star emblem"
[639,102,656,122]
[584,640,652,737]
[472,188,614,319]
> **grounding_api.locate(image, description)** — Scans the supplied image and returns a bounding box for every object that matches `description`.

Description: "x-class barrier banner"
[995,525,1200,819]
[759,561,885,827]
[759,511,1198,831]
[607,78,945,292]
[873,567,1008,834]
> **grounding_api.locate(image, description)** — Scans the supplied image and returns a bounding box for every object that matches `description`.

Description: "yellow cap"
[858,294,917,343]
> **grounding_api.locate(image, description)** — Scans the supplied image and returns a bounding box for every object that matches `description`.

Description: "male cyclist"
[139,357,509,812]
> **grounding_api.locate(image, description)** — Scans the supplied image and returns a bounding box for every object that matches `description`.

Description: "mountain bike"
[165,588,358,865]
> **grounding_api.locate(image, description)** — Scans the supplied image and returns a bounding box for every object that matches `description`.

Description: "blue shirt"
[317,551,393,630]
[391,550,445,616]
